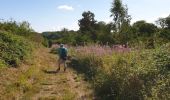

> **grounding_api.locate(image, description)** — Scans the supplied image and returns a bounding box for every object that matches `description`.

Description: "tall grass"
[69,44,170,100]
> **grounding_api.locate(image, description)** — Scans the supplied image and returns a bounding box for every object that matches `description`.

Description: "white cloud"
[57,5,74,11]
[159,13,170,18]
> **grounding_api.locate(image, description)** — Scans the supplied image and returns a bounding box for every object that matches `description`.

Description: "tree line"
[43,0,170,48]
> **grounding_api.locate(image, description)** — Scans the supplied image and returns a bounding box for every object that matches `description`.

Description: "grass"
[0,46,89,99]
[0,47,43,99]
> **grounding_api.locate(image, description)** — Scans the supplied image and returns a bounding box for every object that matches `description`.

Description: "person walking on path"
[57,44,68,72]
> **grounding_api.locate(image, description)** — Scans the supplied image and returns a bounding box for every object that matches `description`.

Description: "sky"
[0,0,170,32]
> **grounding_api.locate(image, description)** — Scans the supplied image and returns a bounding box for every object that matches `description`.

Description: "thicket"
[0,31,32,67]
[0,20,48,47]
[45,0,169,99]
[0,20,47,68]
[69,44,170,100]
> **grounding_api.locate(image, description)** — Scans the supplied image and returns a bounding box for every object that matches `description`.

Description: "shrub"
[0,20,47,46]
[70,54,103,80]
[69,44,170,100]
[0,31,32,67]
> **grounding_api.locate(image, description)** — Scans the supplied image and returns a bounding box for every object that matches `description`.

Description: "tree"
[165,15,170,29]
[78,11,97,41]
[78,11,96,33]
[132,20,158,37]
[96,21,115,44]
[110,0,131,32]
[156,15,170,41]
[156,18,166,29]
[96,21,112,34]
[156,15,170,29]
[159,29,170,41]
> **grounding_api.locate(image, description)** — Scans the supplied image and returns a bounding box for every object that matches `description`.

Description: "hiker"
[57,44,68,72]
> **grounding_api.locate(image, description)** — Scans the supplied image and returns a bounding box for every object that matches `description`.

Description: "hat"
[60,44,64,47]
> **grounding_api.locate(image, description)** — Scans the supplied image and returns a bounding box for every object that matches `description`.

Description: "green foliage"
[0,59,6,68]
[43,9,169,46]
[78,11,98,41]
[0,31,32,67]
[0,20,33,36]
[110,0,131,32]
[0,20,47,46]
[159,29,170,41]
[70,55,103,80]
[156,15,170,29]
[165,15,170,29]
[42,30,79,45]
[79,11,97,34]
[69,45,170,100]
[132,20,158,37]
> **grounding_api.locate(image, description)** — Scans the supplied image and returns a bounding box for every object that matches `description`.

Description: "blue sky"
[0,0,170,32]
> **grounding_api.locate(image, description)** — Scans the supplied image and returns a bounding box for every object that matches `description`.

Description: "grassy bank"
[0,28,45,99]
[0,47,49,99]
[0,31,33,68]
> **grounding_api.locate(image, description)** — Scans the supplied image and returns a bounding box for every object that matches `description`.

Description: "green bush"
[70,55,102,80]
[0,31,32,67]
[70,44,170,100]
[0,20,47,46]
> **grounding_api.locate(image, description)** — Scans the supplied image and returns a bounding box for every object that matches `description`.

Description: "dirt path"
[0,48,94,100]
[31,48,94,100]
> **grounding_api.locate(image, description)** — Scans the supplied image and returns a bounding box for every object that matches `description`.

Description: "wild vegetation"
[0,20,48,68]
[43,0,170,47]
[0,0,170,99]
[0,20,93,99]
[46,0,170,99]
[0,31,32,67]
[68,43,170,99]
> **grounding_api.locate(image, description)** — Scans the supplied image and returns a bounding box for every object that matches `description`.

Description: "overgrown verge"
[0,47,50,99]
[0,20,50,99]
[0,31,33,67]
[69,44,170,100]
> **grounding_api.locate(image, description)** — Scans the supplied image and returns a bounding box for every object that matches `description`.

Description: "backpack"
[60,48,67,57]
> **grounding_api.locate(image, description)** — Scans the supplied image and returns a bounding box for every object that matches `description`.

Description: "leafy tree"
[110,0,131,32]
[96,22,115,44]
[132,20,158,37]
[156,15,170,29]
[156,18,166,29]
[79,11,97,33]
[159,29,170,41]
[78,11,97,41]
[165,15,170,29]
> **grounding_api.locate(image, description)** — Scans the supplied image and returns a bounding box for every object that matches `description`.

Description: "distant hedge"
[0,31,33,67]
